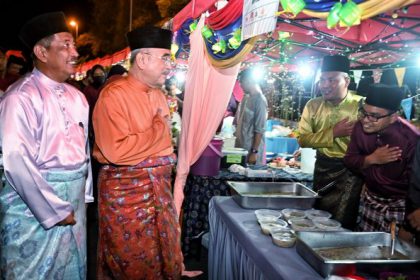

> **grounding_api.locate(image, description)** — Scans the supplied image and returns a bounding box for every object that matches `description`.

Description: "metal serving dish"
[227,181,318,209]
[296,231,420,278]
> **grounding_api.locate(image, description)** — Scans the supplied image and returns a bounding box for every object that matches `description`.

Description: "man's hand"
[333,117,355,138]
[57,211,76,226]
[365,145,402,166]
[407,209,420,231]
[248,152,257,165]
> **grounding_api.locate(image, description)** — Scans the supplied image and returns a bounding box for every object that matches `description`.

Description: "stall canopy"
[172,0,420,70]
[247,4,420,69]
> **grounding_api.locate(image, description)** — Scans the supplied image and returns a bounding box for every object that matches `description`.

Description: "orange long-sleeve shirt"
[92,74,173,165]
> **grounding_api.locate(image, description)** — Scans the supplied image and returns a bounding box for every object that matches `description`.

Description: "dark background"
[0,0,93,50]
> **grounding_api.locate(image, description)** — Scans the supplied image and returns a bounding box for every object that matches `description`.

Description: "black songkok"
[19,12,70,50]
[126,26,172,50]
[365,84,404,111]
[321,55,350,73]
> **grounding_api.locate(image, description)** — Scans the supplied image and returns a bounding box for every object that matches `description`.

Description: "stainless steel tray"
[227,181,318,209]
[296,231,420,277]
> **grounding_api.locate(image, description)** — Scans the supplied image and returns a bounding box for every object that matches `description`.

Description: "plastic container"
[305,209,332,221]
[313,219,341,230]
[190,138,224,176]
[289,218,316,231]
[281,209,306,220]
[255,209,282,219]
[221,148,248,168]
[260,219,288,235]
[271,229,296,247]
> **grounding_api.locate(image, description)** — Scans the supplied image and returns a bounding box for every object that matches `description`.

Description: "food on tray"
[270,157,288,168]
[242,191,296,196]
[314,246,410,261]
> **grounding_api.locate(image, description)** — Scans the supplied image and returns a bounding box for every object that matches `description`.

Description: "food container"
[289,218,316,231]
[271,229,296,248]
[282,208,307,220]
[255,209,282,221]
[221,148,248,168]
[260,219,288,235]
[228,181,318,210]
[296,231,420,278]
[305,209,332,220]
[313,219,341,230]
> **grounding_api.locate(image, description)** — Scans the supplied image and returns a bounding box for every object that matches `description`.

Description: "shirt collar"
[33,68,66,93]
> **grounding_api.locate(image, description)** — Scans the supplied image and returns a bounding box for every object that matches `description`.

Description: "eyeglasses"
[142,52,175,67]
[358,107,395,122]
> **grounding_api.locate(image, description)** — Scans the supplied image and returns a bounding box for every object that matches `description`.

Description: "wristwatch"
[250,148,258,154]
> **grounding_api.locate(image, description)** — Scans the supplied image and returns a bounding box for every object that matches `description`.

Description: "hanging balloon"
[338,0,362,27]
[189,21,198,32]
[201,25,214,41]
[228,28,242,49]
[278,31,291,40]
[212,39,227,54]
[327,2,342,29]
[171,43,179,59]
[278,0,306,17]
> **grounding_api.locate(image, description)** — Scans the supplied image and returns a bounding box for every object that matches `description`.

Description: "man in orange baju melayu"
[92,26,182,279]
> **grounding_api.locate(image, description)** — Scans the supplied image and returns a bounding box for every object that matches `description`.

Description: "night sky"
[0,0,93,50]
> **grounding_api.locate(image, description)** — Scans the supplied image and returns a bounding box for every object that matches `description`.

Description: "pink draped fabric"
[174,16,241,215]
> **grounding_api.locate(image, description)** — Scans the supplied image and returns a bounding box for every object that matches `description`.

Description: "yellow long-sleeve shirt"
[298,92,363,158]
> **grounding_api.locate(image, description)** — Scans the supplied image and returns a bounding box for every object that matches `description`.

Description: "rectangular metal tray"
[296,231,420,277]
[227,181,318,209]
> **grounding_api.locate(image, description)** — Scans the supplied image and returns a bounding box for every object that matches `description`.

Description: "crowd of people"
[0,10,419,280]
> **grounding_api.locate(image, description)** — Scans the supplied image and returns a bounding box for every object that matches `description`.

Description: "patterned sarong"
[0,165,88,279]
[314,152,363,230]
[97,154,182,280]
[359,188,406,232]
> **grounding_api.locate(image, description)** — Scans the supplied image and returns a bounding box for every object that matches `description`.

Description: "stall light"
[251,67,265,82]
[175,71,186,84]
[297,64,313,79]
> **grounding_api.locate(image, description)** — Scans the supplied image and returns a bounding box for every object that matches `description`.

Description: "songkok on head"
[321,55,350,73]
[19,12,70,50]
[126,26,172,50]
[365,84,404,111]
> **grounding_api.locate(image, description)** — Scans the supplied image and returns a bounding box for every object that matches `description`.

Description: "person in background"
[298,55,363,230]
[83,64,106,110]
[165,76,184,116]
[404,140,420,246]
[104,64,128,86]
[92,26,182,279]
[234,68,268,165]
[0,12,93,278]
[0,47,6,97]
[344,84,420,233]
[0,55,26,92]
